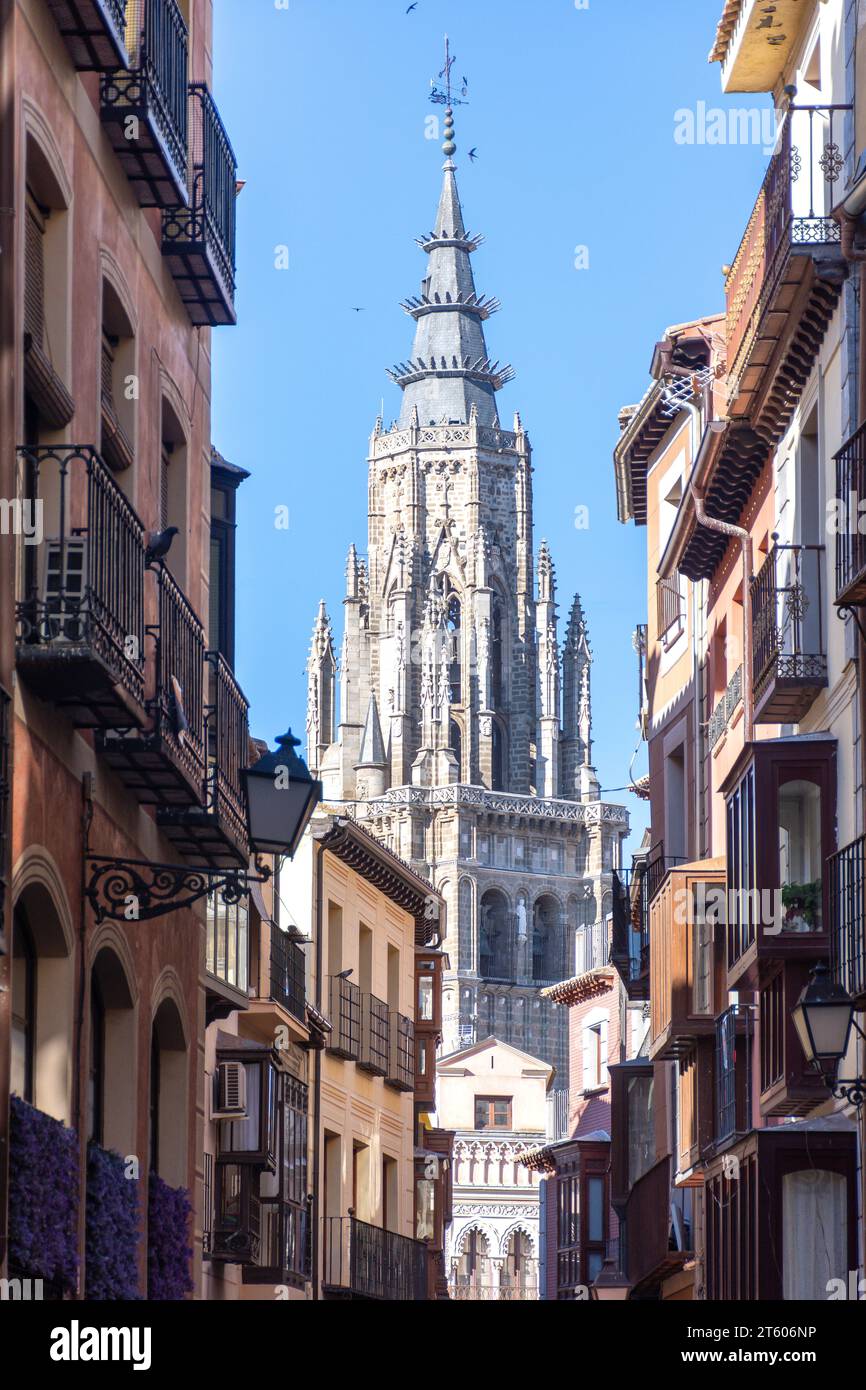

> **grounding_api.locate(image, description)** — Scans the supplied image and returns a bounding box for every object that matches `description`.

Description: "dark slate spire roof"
[388,107,514,427]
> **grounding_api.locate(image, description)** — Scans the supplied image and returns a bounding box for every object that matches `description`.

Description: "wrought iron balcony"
[158,651,250,866]
[724,103,850,438]
[610,864,647,1001]
[163,84,238,326]
[326,976,361,1060]
[751,541,827,722]
[45,0,129,70]
[835,420,866,606]
[98,563,205,808]
[829,835,866,1002]
[449,1259,539,1301]
[15,445,146,727]
[358,993,390,1076]
[269,927,306,1023]
[100,0,188,207]
[707,666,743,750]
[322,1216,426,1301]
[385,1012,415,1092]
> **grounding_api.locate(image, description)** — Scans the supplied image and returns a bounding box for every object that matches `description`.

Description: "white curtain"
[782,1169,847,1300]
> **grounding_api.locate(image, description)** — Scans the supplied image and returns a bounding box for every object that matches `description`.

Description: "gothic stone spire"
[388,103,513,427]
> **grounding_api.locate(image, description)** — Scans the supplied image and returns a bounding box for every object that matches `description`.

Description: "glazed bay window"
[722,738,835,988]
[246,1074,310,1287]
[474,1095,512,1129]
[216,1047,279,1170]
[206,892,248,994]
[627,1073,654,1188]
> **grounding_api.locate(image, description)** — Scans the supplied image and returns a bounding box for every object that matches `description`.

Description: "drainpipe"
[690,488,755,745]
[311,834,325,1301]
[839,213,866,835]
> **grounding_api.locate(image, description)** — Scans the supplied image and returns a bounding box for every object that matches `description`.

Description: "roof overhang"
[710,0,812,93]
[542,967,615,1008]
[315,814,443,945]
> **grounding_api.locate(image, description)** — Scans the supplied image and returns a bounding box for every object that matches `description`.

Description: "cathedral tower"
[306,68,627,1086]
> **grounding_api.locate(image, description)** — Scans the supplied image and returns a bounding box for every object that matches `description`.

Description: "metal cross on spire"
[429,34,469,107]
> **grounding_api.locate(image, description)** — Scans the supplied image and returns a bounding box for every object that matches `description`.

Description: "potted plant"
[782,880,822,931]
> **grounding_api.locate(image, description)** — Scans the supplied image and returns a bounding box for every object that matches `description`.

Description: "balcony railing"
[829,836,866,1001]
[622,1156,690,1294]
[386,1012,415,1091]
[449,1259,539,1301]
[725,103,849,409]
[327,976,361,1060]
[100,0,189,207]
[322,1217,426,1300]
[715,1004,751,1145]
[610,864,647,1000]
[163,84,238,326]
[835,420,866,605]
[270,927,306,1023]
[45,0,129,71]
[15,445,146,724]
[656,574,684,641]
[707,666,743,750]
[358,993,390,1076]
[751,541,827,722]
[151,564,206,793]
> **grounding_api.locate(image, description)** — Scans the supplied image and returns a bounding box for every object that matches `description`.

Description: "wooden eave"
[542,967,615,1008]
[316,816,442,944]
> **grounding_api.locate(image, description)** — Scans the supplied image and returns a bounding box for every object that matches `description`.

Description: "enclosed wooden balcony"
[835,420,866,606]
[621,1156,693,1297]
[714,1004,752,1148]
[649,859,726,1061]
[829,835,866,1002]
[15,445,146,728]
[751,541,827,723]
[100,0,189,208]
[724,103,849,441]
[759,961,828,1116]
[704,1126,857,1300]
[163,84,238,326]
[723,737,835,989]
[98,564,206,809]
[240,919,308,1043]
[45,0,129,70]
[158,652,250,866]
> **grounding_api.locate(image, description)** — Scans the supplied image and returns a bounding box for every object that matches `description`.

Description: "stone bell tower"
[305,60,628,1087]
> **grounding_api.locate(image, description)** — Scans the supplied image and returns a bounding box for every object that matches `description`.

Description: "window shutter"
[575,927,587,978]
[24,197,46,348]
[600,1018,609,1084]
[582,1025,593,1090]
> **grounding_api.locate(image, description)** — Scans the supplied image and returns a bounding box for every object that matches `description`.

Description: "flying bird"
[468,147,478,162]
[351,307,365,313]
[406,2,417,11]
[145,525,179,566]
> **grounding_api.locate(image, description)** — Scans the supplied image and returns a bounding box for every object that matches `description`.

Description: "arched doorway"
[149,996,188,1187]
[10,879,74,1121]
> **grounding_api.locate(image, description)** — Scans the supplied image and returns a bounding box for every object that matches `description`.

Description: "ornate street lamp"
[242,729,321,859]
[793,963,866,1108]
[86,729,321,924]
[591,1254,630,1301]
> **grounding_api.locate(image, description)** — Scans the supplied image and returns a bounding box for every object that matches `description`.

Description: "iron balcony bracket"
[837,603,866,645]
[85,854,271,924]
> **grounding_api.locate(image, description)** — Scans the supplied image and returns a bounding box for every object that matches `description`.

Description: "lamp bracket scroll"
[85,855,271,925]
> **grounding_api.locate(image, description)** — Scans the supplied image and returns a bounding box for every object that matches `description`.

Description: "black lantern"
[242,730,321,859]
[792,963,855,1068]
[591,1255,630,1301]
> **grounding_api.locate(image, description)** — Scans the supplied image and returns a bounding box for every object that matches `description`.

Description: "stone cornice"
[357,783,628,828]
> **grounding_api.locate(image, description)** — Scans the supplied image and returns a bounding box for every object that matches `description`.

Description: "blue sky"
[211,0,773,852]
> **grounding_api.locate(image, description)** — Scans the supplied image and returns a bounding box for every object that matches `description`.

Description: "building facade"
[609,0,866,1299]
[437,1035,551,1300]
[305,105,628,1090]
[0,0,244,1300]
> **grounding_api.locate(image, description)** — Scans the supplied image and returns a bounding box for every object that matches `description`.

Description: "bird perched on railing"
[145,525,179,566]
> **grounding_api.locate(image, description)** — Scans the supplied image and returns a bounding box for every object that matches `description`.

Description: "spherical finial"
[442,105,456,157]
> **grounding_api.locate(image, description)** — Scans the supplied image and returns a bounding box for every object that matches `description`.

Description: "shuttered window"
[24,194,46,348]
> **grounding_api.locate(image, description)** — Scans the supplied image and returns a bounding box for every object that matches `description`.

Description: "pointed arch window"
[491,596,503,708]
[491,721,504,792]
[449,718,462,776]
[446,593,462,704]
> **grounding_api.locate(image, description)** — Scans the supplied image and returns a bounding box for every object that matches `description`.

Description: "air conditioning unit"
[212,1060,247,1120]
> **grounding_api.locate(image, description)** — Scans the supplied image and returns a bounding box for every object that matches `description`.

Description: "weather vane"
[429,34,469,107]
